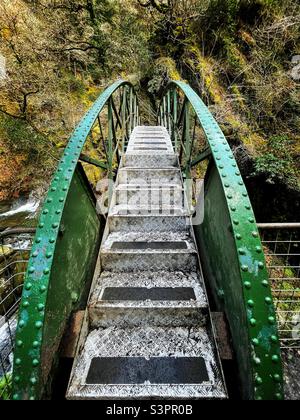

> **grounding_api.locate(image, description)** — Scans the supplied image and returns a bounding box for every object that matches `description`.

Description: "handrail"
[11,80,139,400]
[258,223,300,229]
[158,81,284,400]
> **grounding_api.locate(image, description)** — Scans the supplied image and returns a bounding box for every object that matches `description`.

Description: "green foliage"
[0,114,45,154]
[254,136,298,186]
[0,374,12,401]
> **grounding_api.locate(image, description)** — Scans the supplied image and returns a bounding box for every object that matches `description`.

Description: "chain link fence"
[0,229,35,400]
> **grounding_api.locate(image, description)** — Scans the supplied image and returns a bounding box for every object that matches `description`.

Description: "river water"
[0,193,40,231]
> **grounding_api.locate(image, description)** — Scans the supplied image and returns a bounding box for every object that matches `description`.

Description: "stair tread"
[90,271,208,309]
[110,205,189,216]
[67,326,227,400]
[102,231,196,253]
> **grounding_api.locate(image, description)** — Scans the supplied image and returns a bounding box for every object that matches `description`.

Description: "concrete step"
[108,214,189,233]
[118,168,182,186]
[115,185,184,207]
[67,326,227,400]
[101,232,198,272]
[89,271,208,328]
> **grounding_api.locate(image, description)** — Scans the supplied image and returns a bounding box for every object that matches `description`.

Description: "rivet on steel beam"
[15,359,21,366]
[17,340,23,347]
[242,265,249,272]
[49,238,55,244]
[244,282,252,289]
[32,251,38,258]
[250,318,257,327]
[33,341,39,349]
[52,223,59,229]
[272,355,279,363]
[271,335,278,343]
[32,359,39,367]
[38,304,45,312]
[262,280,269,287]
[231,206,237,212]
[13,394,19,400]
[14,376,20,383]
[273,374,281,383]
[253,357,261,365]
[252,232,259,238]
[252,338,259,346]
[30,378,37,385]
[43,210,49,215]
[255,377,263,385]
[236,234,242,240]
[36,238,42,244]
[40,285,47,293]
[46,252,53,259]
[29,267,35,274]
[233,220,239,225]
[238,249,246,255]
[248,300,254,307]
[268,317,276,325]
[258,262,264,269]
[35,321,43,329]
[39,222,45,228]
[44,268,50,275]
[25,283,32,291]
[265,297,272,305]
[23,301,30,308]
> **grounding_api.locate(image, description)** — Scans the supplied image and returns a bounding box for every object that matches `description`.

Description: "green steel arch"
[159,80,284,400]
[11,79,283,400]
[12,80,139,400]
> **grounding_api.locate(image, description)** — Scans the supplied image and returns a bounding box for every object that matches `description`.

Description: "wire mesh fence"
[0,229,34,400]
[258,224,300,350]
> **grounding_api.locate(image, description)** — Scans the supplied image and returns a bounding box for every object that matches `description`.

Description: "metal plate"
[86,357,209,385]
[101,287,196,301]
[111,241,188,250]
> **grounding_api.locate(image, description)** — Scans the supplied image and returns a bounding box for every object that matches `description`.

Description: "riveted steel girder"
[12,80,138,400]
[159,81,284,400]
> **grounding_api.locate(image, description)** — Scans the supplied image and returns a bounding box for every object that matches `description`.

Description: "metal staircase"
[11,80,284,401]
[67,126,227,400]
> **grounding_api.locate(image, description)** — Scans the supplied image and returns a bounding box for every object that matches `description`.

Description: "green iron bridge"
[5,80,286,400]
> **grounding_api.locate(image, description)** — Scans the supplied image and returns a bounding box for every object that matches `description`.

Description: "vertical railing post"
[173,88,178,152]
[129,87,133,136]
[163,96,167,128]
[183,102,192,212]
[167,90,171,135]
[121,86,127,154]
[159,105,163,126]
[108,98,114,203]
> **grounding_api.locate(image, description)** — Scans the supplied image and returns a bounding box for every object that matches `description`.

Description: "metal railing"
[0,229,34,400]
[258,223,300,350]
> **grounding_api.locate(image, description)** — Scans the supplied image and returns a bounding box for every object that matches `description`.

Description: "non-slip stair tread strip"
[111,242,188,250]
[101,287,196,301]
[86,357,209,385]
